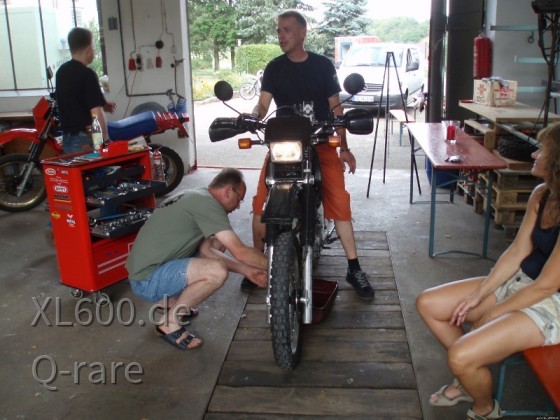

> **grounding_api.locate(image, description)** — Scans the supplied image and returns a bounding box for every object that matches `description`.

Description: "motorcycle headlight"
[270,141,302,163]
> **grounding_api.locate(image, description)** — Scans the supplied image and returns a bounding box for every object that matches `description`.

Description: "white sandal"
[466,399,503,419]
[429,378,474,407]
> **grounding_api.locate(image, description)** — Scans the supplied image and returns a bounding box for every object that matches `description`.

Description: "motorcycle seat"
[107,111,158,140]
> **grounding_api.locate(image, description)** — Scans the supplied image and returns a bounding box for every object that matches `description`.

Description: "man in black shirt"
[56,27,115,154]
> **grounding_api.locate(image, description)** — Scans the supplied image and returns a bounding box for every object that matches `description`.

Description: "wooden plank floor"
[206,231,422,419]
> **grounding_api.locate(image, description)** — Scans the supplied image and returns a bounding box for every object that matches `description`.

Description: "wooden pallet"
[479,169,539,190]
[206,231,422,418]
[479,191,527,224]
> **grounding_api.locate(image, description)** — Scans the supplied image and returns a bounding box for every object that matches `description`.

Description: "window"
[0,0,100,91]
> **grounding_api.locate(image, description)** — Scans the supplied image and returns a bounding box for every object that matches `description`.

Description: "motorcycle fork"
[301,181,315,324]
[15,139,44,197]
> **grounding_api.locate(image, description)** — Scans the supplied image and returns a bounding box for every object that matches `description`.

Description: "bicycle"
[239,70,263,100]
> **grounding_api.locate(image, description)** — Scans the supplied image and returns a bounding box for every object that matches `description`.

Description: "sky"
[307,0,432,23]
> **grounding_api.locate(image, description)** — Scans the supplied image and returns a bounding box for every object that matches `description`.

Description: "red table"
[407,123,507,257]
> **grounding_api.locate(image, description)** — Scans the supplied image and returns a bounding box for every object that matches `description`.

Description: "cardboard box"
[473,79,517,107]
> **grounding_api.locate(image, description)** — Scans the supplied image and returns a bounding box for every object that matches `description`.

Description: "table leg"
[429,163,437,257]
[482,172,493,258]
[410,136,415,204]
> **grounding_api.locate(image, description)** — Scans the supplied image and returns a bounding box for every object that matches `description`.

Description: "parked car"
[337,43,424,110]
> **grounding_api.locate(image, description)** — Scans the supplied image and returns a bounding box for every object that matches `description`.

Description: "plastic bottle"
[91,112,103,152]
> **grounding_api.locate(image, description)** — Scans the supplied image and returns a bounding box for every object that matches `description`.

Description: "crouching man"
[126,168,267,350]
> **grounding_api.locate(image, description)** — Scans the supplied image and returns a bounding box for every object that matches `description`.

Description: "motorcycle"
[0,69,189,213]
[209,73,373,369]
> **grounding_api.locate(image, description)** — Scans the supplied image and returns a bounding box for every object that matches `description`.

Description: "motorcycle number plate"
[353,95,374,102]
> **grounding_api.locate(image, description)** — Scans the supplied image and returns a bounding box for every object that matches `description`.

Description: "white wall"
[0,0,196,173]
[100,0,195,171]
[486,0,549,108]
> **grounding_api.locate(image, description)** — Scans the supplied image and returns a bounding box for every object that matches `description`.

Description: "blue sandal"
[156,326,203,350]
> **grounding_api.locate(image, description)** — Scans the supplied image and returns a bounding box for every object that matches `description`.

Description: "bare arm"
[329,93,356,173]
[253,91,273,118]
[451,184,545,325]
[198,235,267,286]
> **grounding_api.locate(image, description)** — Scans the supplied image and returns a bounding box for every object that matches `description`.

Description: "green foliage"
[188,0,238,69]
[317,0,371,59]
[236,44,281,75]
[369,17,429,43]
[236,0,312,44]
[86,20,103,77]
[217,69,244,87]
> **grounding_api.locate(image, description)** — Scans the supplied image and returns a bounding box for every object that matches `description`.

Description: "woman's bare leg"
[448,311,545,415]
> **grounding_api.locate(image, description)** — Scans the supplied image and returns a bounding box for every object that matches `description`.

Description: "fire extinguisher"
[473,34,492,79]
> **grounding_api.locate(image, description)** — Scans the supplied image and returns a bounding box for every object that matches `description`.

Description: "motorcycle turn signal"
[328,135,341,148]
[238,138,253,149]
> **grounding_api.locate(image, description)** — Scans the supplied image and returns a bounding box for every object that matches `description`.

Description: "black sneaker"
[346,270,374,300]
[240,277,258,290]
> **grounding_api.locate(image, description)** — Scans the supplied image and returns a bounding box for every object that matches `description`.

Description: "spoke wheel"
[270,231,303,369]
[0,153,46,212]
[239,83,256,100]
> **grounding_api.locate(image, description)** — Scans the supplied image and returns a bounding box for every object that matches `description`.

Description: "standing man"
[56,27,116,154]
[126,168,267,350]
[247,10,374,300]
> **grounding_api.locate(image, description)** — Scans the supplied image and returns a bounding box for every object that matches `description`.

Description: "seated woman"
[416,123,560,420]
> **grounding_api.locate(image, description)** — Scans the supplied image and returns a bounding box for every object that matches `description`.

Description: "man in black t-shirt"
[248,10,375,300]
[56,27,115,154]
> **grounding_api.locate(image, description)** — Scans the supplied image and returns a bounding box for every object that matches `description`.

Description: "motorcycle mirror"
[343,73,365,96]
[214,81,234,102]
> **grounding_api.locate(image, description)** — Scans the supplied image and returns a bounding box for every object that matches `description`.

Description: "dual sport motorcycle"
[0,68,188,213]
[209,73,373,369]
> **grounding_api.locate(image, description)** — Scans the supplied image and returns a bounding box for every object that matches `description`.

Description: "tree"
[369,17,429,43]
[189,0,238,71]
[236,0,312,44]
[317,0,371,59]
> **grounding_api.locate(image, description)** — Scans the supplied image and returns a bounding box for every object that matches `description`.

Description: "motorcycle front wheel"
[0,153,46,212]
[270,231,303,369]
[149,144,184,196]
[239,83,256,100]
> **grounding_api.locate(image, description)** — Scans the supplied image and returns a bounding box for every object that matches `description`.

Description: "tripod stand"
[366,51,422,197]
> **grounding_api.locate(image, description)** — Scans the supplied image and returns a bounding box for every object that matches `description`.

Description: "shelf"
[83,164,146,193]
[86,179,166,208]
[496,122,539,145]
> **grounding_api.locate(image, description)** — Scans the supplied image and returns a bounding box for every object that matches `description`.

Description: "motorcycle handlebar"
[209,109,372,143]
[208,114,266,142]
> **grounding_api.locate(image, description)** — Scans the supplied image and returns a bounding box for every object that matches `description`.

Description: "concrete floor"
[0,112,548,419]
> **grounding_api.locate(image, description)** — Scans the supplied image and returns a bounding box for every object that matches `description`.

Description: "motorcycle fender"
[261,183,298,224]
[0,128,40,146]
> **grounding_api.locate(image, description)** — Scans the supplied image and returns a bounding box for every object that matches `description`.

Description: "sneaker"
[346,269,374,300]
[240,277,258,290]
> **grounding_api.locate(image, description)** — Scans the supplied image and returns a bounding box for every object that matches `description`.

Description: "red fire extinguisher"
[473,34,492,79]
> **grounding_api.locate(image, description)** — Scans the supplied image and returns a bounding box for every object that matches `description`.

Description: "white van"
[337,43,424,110]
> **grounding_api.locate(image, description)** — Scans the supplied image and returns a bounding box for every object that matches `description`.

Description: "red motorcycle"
[0,70,189,212]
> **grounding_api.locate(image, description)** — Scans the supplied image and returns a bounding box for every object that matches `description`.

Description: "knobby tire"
[270,231,302,369]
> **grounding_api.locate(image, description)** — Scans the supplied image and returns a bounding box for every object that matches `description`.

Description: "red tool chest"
[42,149,164,297]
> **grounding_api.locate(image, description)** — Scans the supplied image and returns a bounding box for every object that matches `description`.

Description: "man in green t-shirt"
[126,168,267,350]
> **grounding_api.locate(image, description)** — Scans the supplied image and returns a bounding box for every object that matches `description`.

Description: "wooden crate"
[479,169,539,190]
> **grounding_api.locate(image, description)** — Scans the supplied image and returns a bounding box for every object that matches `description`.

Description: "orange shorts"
[252,144,352,221]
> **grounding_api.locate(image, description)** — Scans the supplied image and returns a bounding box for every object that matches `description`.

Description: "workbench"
[408,123,507,258]
[459,101,560,148]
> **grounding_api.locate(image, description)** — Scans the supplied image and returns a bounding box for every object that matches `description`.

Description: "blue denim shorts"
[62,132,93,154]
[495,268,560,345]
[129,258,192,303]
